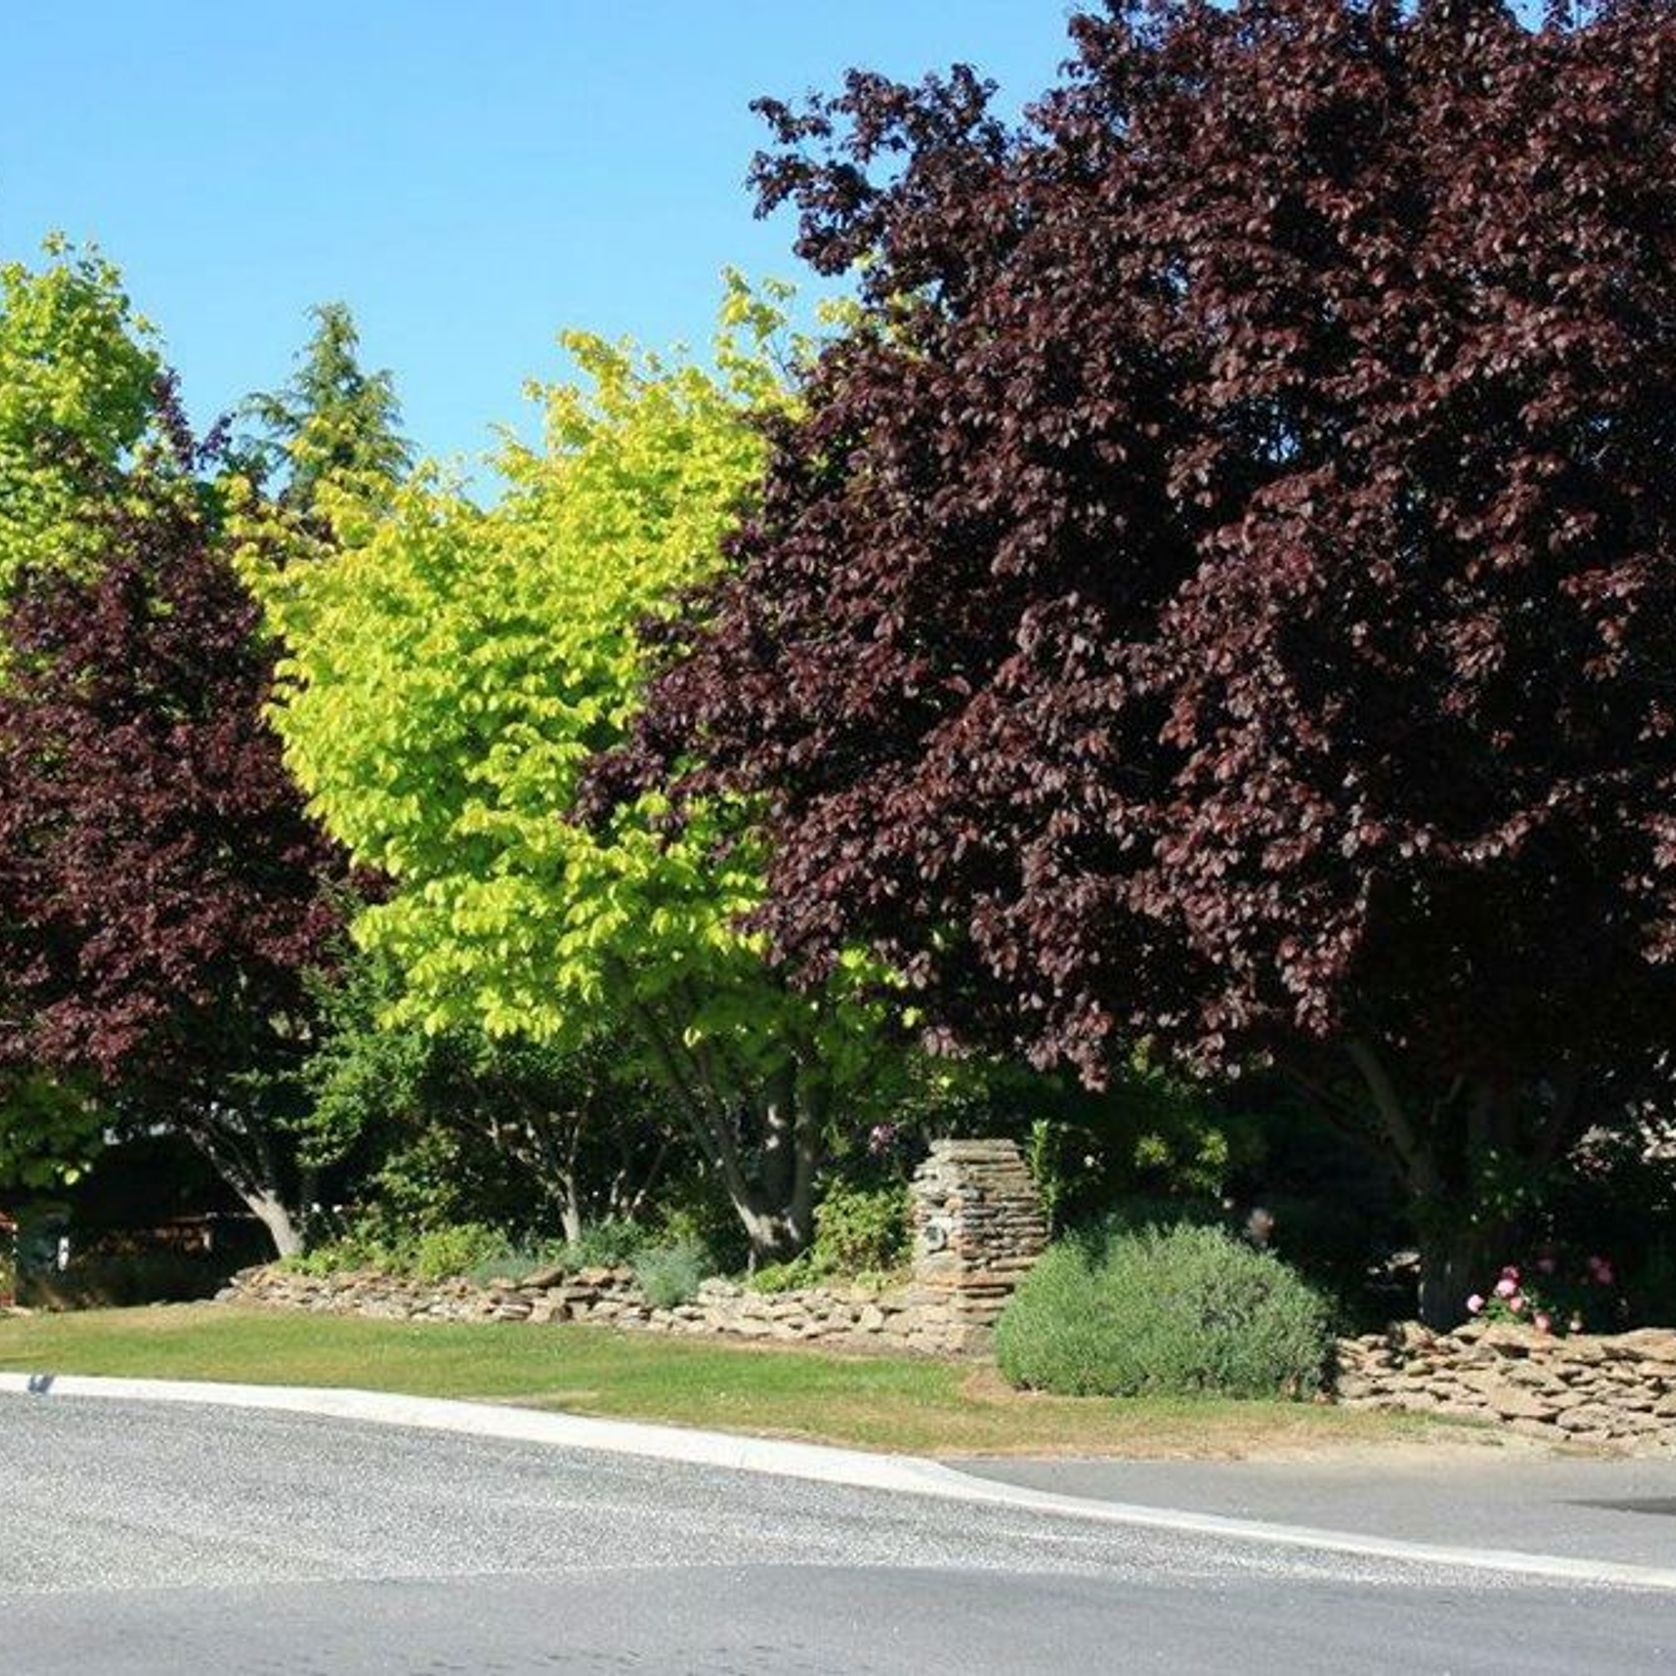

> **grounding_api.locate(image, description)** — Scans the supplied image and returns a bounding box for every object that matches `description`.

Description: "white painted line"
[5,1370,1674,1592]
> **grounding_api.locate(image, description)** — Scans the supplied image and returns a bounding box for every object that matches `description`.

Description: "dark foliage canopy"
[0,445,342,1115]
[606,0,1676,1143]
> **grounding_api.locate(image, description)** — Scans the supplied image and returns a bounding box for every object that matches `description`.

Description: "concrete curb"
[7,1370,1676,1592]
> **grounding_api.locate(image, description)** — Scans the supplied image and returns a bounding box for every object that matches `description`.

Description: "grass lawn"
[0,1303,1488,1459]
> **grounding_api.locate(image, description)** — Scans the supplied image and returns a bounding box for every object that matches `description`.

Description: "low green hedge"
[995,1221,1333,1399]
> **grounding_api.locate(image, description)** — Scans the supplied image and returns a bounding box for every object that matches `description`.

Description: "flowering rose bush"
[1466,1254,1621,1336]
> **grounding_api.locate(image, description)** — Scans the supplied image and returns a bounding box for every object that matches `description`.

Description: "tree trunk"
[738,1200,816,1266]
[1341,1041,1497,1330]
[1412,1211,1499,1330]
[557,1181,584,1247]
[242,1189,305,1260]
[180,1112,306,1261]
[617,984,827,1266]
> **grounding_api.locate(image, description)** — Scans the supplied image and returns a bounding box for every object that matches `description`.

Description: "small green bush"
[405,1223,513,1283]
[284,1219,512,1284]
[566,1219,651,1270]
[281,1230,389,1278]
[814,1184,910,1277]
[632,1240,709,1309]
[995,1221,1333,1399]
[461,1222,654,1286]
[749,1253,823,1294]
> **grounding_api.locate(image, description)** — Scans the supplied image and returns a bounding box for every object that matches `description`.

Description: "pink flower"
[1536,1255,1557,1276]
[1465,1293,1485,1315]
[1508,1294,1527,1314]
[1586,1256,1615,1287]
[1534,1311,1554,1334]
[1500,1264,1521,1283]
[1494,1275,1518,1298]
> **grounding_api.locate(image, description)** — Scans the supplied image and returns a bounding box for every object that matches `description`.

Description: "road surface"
[3,1394,1675,1674]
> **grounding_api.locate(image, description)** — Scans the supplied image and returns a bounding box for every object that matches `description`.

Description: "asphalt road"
[3,1395,1676,1675]
[962,1451,1676,1571]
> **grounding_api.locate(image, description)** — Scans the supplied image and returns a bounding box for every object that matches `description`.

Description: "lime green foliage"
[996,1222,1334,1400]
[256,279,884,1259]
[256,279,784,1044]
[0,238,165,597]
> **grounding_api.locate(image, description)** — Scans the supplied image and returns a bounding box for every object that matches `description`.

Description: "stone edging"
[1336,1320,1676,1450]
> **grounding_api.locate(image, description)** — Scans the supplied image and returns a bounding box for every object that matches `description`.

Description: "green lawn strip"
[0,1304,1471,1459]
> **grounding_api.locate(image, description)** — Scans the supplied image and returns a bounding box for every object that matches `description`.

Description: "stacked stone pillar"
[907,1138,1049,1354]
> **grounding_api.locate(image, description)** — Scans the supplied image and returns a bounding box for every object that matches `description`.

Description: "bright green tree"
[256,281,884,1259]
[0,236,166,600]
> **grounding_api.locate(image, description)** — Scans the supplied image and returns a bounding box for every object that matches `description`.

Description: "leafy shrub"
[406,1223,511,1282]
[280,1235,378,1278]
[566,1219,650,1269]
[283,1218,512,1283]
[749,1253,823,1294]
[996,1221,1333,1399]
[742,1185,910,1292]
[632,1240,709,1309]
[813,1184,910,1276]
[1465,1253,1625,1337]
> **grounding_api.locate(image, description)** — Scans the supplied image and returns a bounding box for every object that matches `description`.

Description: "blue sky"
[0,2,1078,465]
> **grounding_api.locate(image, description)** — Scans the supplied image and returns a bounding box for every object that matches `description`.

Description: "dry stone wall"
[1337,1319,1676,1450]
[221,1263,982,1354]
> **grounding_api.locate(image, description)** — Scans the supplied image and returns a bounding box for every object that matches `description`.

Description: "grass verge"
[0,1303,1487,1459]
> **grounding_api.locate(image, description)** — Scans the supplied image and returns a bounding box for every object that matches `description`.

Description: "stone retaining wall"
[1336,1320,1676,1449]
[219,1263,983,1355]
[223,1138,1052,1359]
